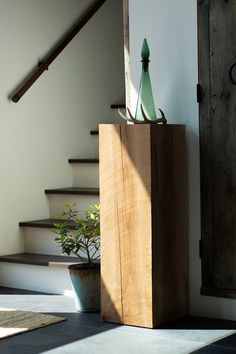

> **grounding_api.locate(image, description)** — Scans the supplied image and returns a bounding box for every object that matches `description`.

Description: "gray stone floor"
[0,287,235,354]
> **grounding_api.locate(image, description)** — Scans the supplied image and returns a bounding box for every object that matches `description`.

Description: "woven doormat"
[0,308,66,339]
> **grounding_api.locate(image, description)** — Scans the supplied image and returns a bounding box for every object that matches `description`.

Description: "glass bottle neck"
[142,59,150,72]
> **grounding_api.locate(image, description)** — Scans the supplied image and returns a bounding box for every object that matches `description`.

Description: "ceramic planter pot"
[69,263,100,312]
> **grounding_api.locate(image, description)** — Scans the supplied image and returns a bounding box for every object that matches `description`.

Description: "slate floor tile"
[189,344,236,353]
[113,326,236,345]
[213,333,236,349]
[42,330,203,354]
[0,287,235,354]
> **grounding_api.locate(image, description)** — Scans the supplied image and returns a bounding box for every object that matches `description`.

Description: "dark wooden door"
[198,0,236,298]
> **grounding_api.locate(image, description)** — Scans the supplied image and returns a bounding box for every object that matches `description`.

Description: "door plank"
[199,0,236,294]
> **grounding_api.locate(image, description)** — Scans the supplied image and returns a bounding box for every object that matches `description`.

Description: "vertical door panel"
[198,0,236,296]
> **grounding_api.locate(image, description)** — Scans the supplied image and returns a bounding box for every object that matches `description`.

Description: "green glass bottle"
[135,39,157,121]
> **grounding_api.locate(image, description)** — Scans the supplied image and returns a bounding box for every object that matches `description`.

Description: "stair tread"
[110,104,126,109]
[90,130,98,135]
[19,218,77,229]
[45,187,99,195]
[68,158,99,163]
[0,253,81,268]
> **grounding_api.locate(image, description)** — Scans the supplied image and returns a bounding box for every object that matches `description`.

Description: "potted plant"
[53,203,100,312]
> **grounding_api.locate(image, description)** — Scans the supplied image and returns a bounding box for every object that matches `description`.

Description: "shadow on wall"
[8,0,107,102]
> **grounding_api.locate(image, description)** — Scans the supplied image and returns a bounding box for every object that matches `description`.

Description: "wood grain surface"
[99,125,123,323]
[118,125,152,327]
[151,125,188,325]
[99,124,188,327]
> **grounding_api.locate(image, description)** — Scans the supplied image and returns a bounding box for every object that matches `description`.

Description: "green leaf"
[53,203,100,263]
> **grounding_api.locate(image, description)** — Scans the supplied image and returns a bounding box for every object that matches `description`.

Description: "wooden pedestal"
[99,124,188,328]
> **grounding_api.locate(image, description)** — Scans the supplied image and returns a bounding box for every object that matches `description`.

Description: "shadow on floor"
[0,312,120,354]
[0,287,120,354]
[0,287,236,354]
[156,316,236,330]
[156,316,236,353]
[188,333,236,353]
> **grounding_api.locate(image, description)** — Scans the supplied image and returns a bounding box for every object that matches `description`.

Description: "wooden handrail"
[11,0,107,103]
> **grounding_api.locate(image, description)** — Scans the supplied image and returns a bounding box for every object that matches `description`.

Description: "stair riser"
[71,164,99,188]
[47,195,99,218]
[24,228,73,257]
[0,263,73,295]
[88,139,99,156]
[23,228,100,260]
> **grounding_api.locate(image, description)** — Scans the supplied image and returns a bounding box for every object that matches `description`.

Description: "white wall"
[129,0,236,321]
[0,0,124,254]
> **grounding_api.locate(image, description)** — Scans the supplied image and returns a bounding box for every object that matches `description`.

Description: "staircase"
[0,105,124,295]
[0,158,99,296]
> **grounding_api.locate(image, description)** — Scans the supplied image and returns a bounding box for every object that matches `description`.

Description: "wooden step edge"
[90,130,98,135]
[110,104,126,109]
[19,219,77,230]
[0,253,81,269]
[45,187,99,196]
[68,158,99,164]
